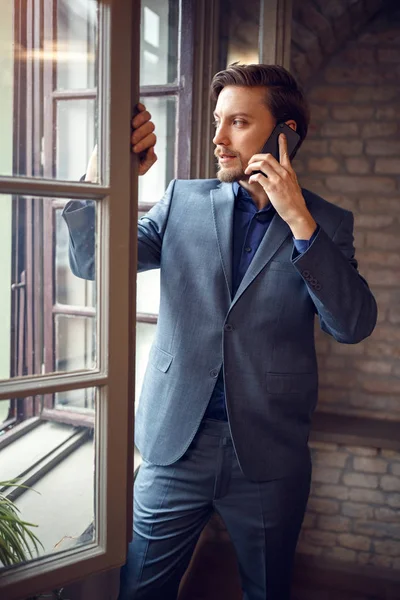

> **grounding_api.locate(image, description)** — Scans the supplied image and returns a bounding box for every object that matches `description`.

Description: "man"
[63,64,377,600]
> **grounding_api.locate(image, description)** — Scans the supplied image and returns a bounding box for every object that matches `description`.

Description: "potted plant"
[1,481,71,599]
[0,479,43,567]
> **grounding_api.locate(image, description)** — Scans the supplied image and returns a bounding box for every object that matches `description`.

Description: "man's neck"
[238,179,270,211]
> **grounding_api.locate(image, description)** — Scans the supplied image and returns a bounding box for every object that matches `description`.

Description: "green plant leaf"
[0,481,43,566]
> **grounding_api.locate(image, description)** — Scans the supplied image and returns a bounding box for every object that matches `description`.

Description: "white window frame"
[0,0,139,597]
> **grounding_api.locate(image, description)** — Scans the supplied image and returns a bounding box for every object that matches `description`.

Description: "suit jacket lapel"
[211,183,235,296]
[231,211,292,308]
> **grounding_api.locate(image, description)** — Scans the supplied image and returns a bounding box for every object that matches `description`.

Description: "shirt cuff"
[293,225,319,255]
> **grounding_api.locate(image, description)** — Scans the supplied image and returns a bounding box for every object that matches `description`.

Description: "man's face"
[213,85,276,183]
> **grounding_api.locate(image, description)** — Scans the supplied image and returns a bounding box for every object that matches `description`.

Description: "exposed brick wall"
[293,3,400,422]
[297,441,400,571]
[291,0,386,86]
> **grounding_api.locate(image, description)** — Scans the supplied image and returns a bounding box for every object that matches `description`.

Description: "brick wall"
[293,4,400,422]
[291,3,400,580]
[297,441,400,570]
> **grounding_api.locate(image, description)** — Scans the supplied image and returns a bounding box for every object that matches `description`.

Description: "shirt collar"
[232,182,275,216]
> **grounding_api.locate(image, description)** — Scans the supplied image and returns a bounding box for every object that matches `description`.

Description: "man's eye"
[213,121,219,128]
[233,120,245,126]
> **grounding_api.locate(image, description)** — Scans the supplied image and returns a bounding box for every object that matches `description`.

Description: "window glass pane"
[0,194,97,381]
[0,401,11,425]
[138,96,176,206]
[55,315,96,373]
[0,393,96,569]
[0,0,99,181]
[55,209,95,306]
[218,0,261,67]
[57,0,97,90]
[140,0,179,85]
[137,271,160,315]
[57,100,96,181]
[55,387,96,411]
[135,322,156,411]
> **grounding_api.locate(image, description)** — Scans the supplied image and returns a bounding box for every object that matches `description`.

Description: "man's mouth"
[219,154,237,163]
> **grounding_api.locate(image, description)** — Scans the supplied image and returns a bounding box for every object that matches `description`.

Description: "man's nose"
[213,125,229,147]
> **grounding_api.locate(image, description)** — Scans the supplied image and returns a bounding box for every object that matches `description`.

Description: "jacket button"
[224,324,233,331]
[302,270,310,278]
[210,369,219,378]
[315,283,322,291]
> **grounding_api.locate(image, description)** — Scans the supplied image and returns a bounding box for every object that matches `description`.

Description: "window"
[135,0,193,426]
[0,0,140,597]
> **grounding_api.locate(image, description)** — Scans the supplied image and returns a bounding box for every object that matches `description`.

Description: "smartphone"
[259,122,301,164]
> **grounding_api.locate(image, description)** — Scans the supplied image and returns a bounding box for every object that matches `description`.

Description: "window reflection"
[140,0,178,85]
[0,395,96,568]
[57,0,97,91]
[56,100,96,181]
[138,96,176,205]
[55,209,95,307]
[0,0,98,181]
[0,195,97,383]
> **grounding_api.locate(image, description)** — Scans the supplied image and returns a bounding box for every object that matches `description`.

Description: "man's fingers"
[132,109,152,130]
[132,132,157,154]
[245,156,281,179]
[279,133,290,167]
[131,120,155,145]
[245,161,270,178]
[138,147,158,176]
[131,103,158,173]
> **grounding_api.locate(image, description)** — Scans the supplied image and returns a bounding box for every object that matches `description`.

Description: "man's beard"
[217,163,250,183]
[215,150,250,183]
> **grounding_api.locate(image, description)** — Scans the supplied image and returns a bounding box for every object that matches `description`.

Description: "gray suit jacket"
[63,179,377,482]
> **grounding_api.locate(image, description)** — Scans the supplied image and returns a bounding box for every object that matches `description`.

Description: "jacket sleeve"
[62,201,96,280]
[61,179,176,280]
[292,211,377,344]
[137,179,175,271]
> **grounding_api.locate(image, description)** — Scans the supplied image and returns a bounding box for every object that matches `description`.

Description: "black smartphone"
[260,122,301,163]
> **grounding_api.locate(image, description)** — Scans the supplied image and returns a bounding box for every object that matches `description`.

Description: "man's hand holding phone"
[245,131,317,240]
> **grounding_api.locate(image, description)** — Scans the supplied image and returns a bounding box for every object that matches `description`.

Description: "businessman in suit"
[63,64,377,600]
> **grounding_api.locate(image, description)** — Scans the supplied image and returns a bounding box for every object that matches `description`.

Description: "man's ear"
[285,120,297,132]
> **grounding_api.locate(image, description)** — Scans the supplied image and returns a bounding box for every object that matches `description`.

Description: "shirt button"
[244,247,252,253]
[224,324,233,331]
[210,369,219,378]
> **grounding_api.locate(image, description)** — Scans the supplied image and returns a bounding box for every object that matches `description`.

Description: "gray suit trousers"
[118,419,311,600]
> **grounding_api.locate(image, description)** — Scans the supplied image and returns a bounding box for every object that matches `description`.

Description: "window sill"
[310,411,400,451]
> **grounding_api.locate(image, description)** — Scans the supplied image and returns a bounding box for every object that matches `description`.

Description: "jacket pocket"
[266,372,316,394]
[148,345,174,373]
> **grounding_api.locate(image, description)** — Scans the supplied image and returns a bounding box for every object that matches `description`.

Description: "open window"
[0,1,140,597]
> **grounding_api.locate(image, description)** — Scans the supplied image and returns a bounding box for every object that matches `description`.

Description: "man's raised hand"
[131,102,158,175]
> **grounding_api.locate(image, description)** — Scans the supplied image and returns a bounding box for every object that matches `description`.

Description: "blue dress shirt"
[203,182,317,421]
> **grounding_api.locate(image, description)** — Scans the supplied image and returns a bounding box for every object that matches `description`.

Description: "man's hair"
[210,63,310,150]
